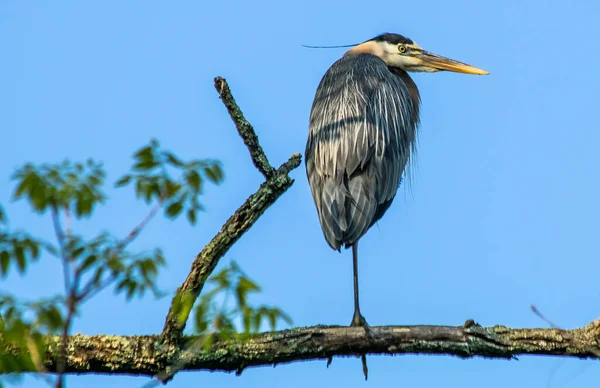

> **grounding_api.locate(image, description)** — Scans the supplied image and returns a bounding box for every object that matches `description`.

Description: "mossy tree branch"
[214,76,275,179]
[161,77,301,342]
[9,320,600,377]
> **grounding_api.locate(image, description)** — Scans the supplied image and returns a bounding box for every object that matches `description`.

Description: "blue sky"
[2,1,600,387]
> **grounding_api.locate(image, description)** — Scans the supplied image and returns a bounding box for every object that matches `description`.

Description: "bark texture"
[33,320,600,376]
[161,77,301,342]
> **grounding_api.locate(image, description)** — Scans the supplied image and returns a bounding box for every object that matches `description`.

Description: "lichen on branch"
[161,77,301,343]
[19,320,600,376]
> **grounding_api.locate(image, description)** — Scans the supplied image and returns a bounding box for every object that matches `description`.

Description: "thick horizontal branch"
[24,320,600,377]
[161,154,302,342]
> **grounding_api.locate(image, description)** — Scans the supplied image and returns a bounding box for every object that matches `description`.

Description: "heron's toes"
[350,313,376,339]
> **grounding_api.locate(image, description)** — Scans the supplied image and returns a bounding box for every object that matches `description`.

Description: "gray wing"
[305,54,418,250]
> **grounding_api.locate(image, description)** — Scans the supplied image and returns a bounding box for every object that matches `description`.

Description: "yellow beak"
[418,50,490,75]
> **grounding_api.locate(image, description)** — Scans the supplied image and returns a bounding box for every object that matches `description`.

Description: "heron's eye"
[398,45,407,53]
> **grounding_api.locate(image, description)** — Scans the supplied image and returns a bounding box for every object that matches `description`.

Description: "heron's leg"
[350,242,373,336]
[350,241,372,381]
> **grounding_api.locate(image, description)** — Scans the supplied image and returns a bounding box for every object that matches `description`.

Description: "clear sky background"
[2,1,600,387]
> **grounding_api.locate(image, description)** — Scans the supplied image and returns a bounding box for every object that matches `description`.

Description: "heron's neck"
[388,67,421,123]
[344,41,384,57]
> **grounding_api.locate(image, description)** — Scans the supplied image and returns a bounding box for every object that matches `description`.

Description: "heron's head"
[346,33,489,75]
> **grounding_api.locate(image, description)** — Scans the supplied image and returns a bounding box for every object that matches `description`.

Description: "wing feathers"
[305,53,419,249]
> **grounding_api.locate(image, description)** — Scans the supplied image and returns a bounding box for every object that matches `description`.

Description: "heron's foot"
[349,311,373,380]
[350,311,375,339]
[350,313,372,380]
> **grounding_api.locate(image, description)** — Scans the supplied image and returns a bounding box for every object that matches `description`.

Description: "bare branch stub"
[214,77,275,179]
[24,321,600,376]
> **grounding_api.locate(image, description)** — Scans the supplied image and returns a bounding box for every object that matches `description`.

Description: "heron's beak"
[417,50,489,75]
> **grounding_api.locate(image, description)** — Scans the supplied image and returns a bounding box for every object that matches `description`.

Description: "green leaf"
[204,165,224,184]
[252,310,263,332]
[165,201,183,218]
[270,308,293,329]
[267,309,277,330]
[139,258,158,278]
[133,160,159,171]
[0,251,9,275]
[12,174,32,200]
[76,191,94,217]
[0,205,6,225]
[116,278,138,300]
[149,181,162,199]
[208,267,232,290]
[242,307,252,333]
[165,152,184,167]
[14,246,25,273]
[28,240,39,260]
[135,179,144,199]
[79,255,98,273]
[235,276,261,309]
[164,180,182,198]
[152,248,166,266]
[126,281,137,299]
[186,209,197,225]
[115,175,132,187]
[43,242,59,257]
[238,276,261,293]
[133,146,153,161]
[29,179,48,211]
[90,266,105,288]
[194,299,210,334]
[36,305,63,332]
[185,170,201,192]
[143,183,153,203]
[106,258,125,274]
[71,246,86,259]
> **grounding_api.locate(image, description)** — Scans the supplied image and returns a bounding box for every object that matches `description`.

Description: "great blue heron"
[305,33,488,332]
